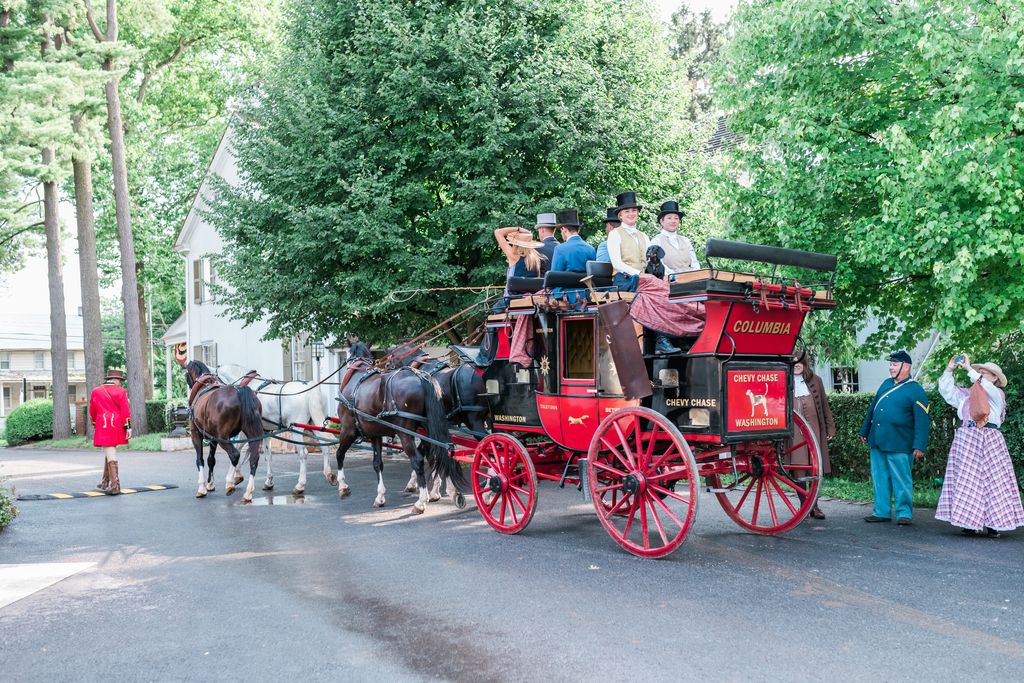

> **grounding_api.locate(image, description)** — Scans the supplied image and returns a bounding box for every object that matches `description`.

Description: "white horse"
[217,363,340,495]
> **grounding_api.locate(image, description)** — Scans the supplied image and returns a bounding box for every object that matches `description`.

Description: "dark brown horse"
[334,361,466,513]
[185,360,265,503]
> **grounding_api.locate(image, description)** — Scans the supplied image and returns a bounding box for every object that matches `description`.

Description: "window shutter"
[208,260,216,301]
[192,259,202,304]
[209,343,218,368]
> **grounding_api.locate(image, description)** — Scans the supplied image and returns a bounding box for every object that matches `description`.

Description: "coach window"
[562,318,595,381]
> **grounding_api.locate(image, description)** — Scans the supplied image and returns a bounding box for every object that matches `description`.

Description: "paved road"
[1,446,1022,681]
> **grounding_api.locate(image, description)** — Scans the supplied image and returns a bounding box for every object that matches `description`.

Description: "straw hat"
[972,362,1007,388]
[509,236,545,249]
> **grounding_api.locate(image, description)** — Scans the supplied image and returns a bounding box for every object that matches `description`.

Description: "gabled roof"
[174,119,236,254]
[159,312,187,345]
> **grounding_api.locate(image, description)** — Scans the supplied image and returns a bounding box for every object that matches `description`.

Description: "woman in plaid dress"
[936,355,1024,537]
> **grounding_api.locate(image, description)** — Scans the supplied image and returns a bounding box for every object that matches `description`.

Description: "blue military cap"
[888,350,913,364]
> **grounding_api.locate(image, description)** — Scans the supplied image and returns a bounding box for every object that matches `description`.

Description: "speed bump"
[17,485,179,501]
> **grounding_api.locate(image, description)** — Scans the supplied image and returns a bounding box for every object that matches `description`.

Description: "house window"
[0,352,9,369]
[33,384,47,400]
[291,340,308,382]
[35,352,45,370]
[68,385,77,403]
[831,367,860,393]
[192,259,203,304]
[193,343,217,368]
[2,387,10,415]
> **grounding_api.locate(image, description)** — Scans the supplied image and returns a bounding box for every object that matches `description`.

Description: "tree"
[667,5,726,119]
[84,0,147,432]
[211,0,701,345]
[712,0,1024,366]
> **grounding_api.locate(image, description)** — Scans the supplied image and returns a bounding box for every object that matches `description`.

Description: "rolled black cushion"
[507,276,544,294]
[544,270,587,289]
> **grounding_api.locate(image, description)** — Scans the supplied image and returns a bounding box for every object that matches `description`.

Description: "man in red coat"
[89,369,132,495]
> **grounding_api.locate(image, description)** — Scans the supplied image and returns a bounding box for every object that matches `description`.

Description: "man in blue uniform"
[859,350,931,525]
[551,209,596,273]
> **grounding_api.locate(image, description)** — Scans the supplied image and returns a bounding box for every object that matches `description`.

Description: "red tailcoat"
[89,383,131,447]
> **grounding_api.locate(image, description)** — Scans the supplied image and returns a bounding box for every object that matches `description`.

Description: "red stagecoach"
[445,239,837,558]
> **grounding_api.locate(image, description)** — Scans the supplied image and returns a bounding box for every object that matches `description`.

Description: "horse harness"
[337,364,444,440]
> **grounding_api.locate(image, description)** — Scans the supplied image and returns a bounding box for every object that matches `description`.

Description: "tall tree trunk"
[43,147,71,439]
[103,55,148,434]
[138,276,153,399]
[72,115,105,438]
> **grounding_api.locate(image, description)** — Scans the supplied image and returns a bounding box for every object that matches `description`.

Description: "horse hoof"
[373,499,385,508]
[338,487,351,498]
[206,482,216,492]
[225,486,235,496]
[412,504,425,515]
[241,497,252,505]
[327,474,338,486]
[233,474,244,486]
[428,494,441,502]
[292,487,304,496]
[195,489,207,498]
[262,483,274,491]
[404,484,417,493]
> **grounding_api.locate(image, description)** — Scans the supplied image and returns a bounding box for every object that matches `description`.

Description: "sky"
[655,0,736,22]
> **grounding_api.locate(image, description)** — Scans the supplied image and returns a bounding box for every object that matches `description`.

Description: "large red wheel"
[709,411,822,534]
[471,434,537,535]
[586,407,699,558]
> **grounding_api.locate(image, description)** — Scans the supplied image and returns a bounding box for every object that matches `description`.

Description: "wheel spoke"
[645,496,669,546]
[599,434,633,471]
[498,494,507,525]
[648,490,685,529]
[774,471,810,497]
[781,440,808,457]
[595,483,624,494]
[507,492,521,522]
[508,483,531,496]
[750,478,764,526]
[647,468,689,483]
[611,421,637,469]
[649,483,690,506]
[768,475,799,515]
[592,459,628,478]
[606,491,633,517]
[734,476,756,511]
[478,451,500,474]
[621,498,638,537]
[765,478,779,526]
[650,444,681,472]
[484,489,500,514]
[639,497,650,549]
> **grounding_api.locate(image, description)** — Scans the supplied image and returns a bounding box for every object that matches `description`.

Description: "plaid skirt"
[630,275,705,337]
[935,427,1024,531]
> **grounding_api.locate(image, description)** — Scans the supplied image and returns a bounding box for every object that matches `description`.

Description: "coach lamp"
[311,338,325,382]
[168,404,190,437]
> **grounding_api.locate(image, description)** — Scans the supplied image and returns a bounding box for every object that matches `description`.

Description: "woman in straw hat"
[89,369,132,495]
[936,354,1024,537]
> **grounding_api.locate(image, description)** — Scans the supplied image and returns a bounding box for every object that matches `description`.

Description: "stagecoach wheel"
[586,407,699,559]
[710,411,822,535]
[471,434,537,535]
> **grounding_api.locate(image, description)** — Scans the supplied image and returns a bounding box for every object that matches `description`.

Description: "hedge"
[826,390,1024,485]
[3,399,54,446]
[145,400,172,433]
[0,485,17,531]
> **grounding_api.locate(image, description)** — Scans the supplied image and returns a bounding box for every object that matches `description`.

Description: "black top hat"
[657,200,683,220]
[604,207,622,224]
[556,208,581,228]
[614,191,642,214]
[888,350,913,364]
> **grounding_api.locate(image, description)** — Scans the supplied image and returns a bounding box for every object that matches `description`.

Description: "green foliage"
[667,5,725,119]
[713,0,1024,362]
[4,398,54,445]
[145,399,173,433]
[36,433,163,451]
[0,483,17,531]
[211,0,703,344]
[820,477,942,509]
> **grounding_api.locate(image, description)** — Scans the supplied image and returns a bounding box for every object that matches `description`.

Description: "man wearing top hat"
[89,368,132,495]
[859,350,931,525]
[535,212,559,273]
[595,207,621,263]
[650,200,700,276]
[551,209,596,273]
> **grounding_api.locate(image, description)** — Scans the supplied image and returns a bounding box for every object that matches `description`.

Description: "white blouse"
[794,375,810,397]
[938,369,1006,427]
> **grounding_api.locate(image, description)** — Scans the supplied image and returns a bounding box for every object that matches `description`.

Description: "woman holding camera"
[936,354,1024,537]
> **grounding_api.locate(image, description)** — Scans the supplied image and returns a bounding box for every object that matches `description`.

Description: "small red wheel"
[586,407,699,558]
[709,411,822,534]
[471,434,537,534]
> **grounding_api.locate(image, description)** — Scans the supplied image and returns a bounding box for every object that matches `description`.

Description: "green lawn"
[820,476,943,508]
[27,433,164,452]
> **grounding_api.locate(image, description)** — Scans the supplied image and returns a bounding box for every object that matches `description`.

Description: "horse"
[184,360,265,503]
[334,361,467,513]
[216,363,338,496]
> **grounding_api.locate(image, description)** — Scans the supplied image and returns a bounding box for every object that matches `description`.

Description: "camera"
[954,354,966,364]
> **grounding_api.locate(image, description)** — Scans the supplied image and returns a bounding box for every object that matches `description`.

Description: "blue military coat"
[551,235,597,273]
[859,377,931,453]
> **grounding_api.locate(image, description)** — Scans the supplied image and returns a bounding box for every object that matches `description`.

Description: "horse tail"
[237,386,264,439]
[419,375,467,493]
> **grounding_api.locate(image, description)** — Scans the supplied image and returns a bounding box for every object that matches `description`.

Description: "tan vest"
[612,226,648,274]
[651,232,697,274]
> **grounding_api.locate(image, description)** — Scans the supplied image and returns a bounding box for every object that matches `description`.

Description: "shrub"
[145,399,173,433]
[0,485,17,531]
[826,391,957,481]
[4,399,54,446]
